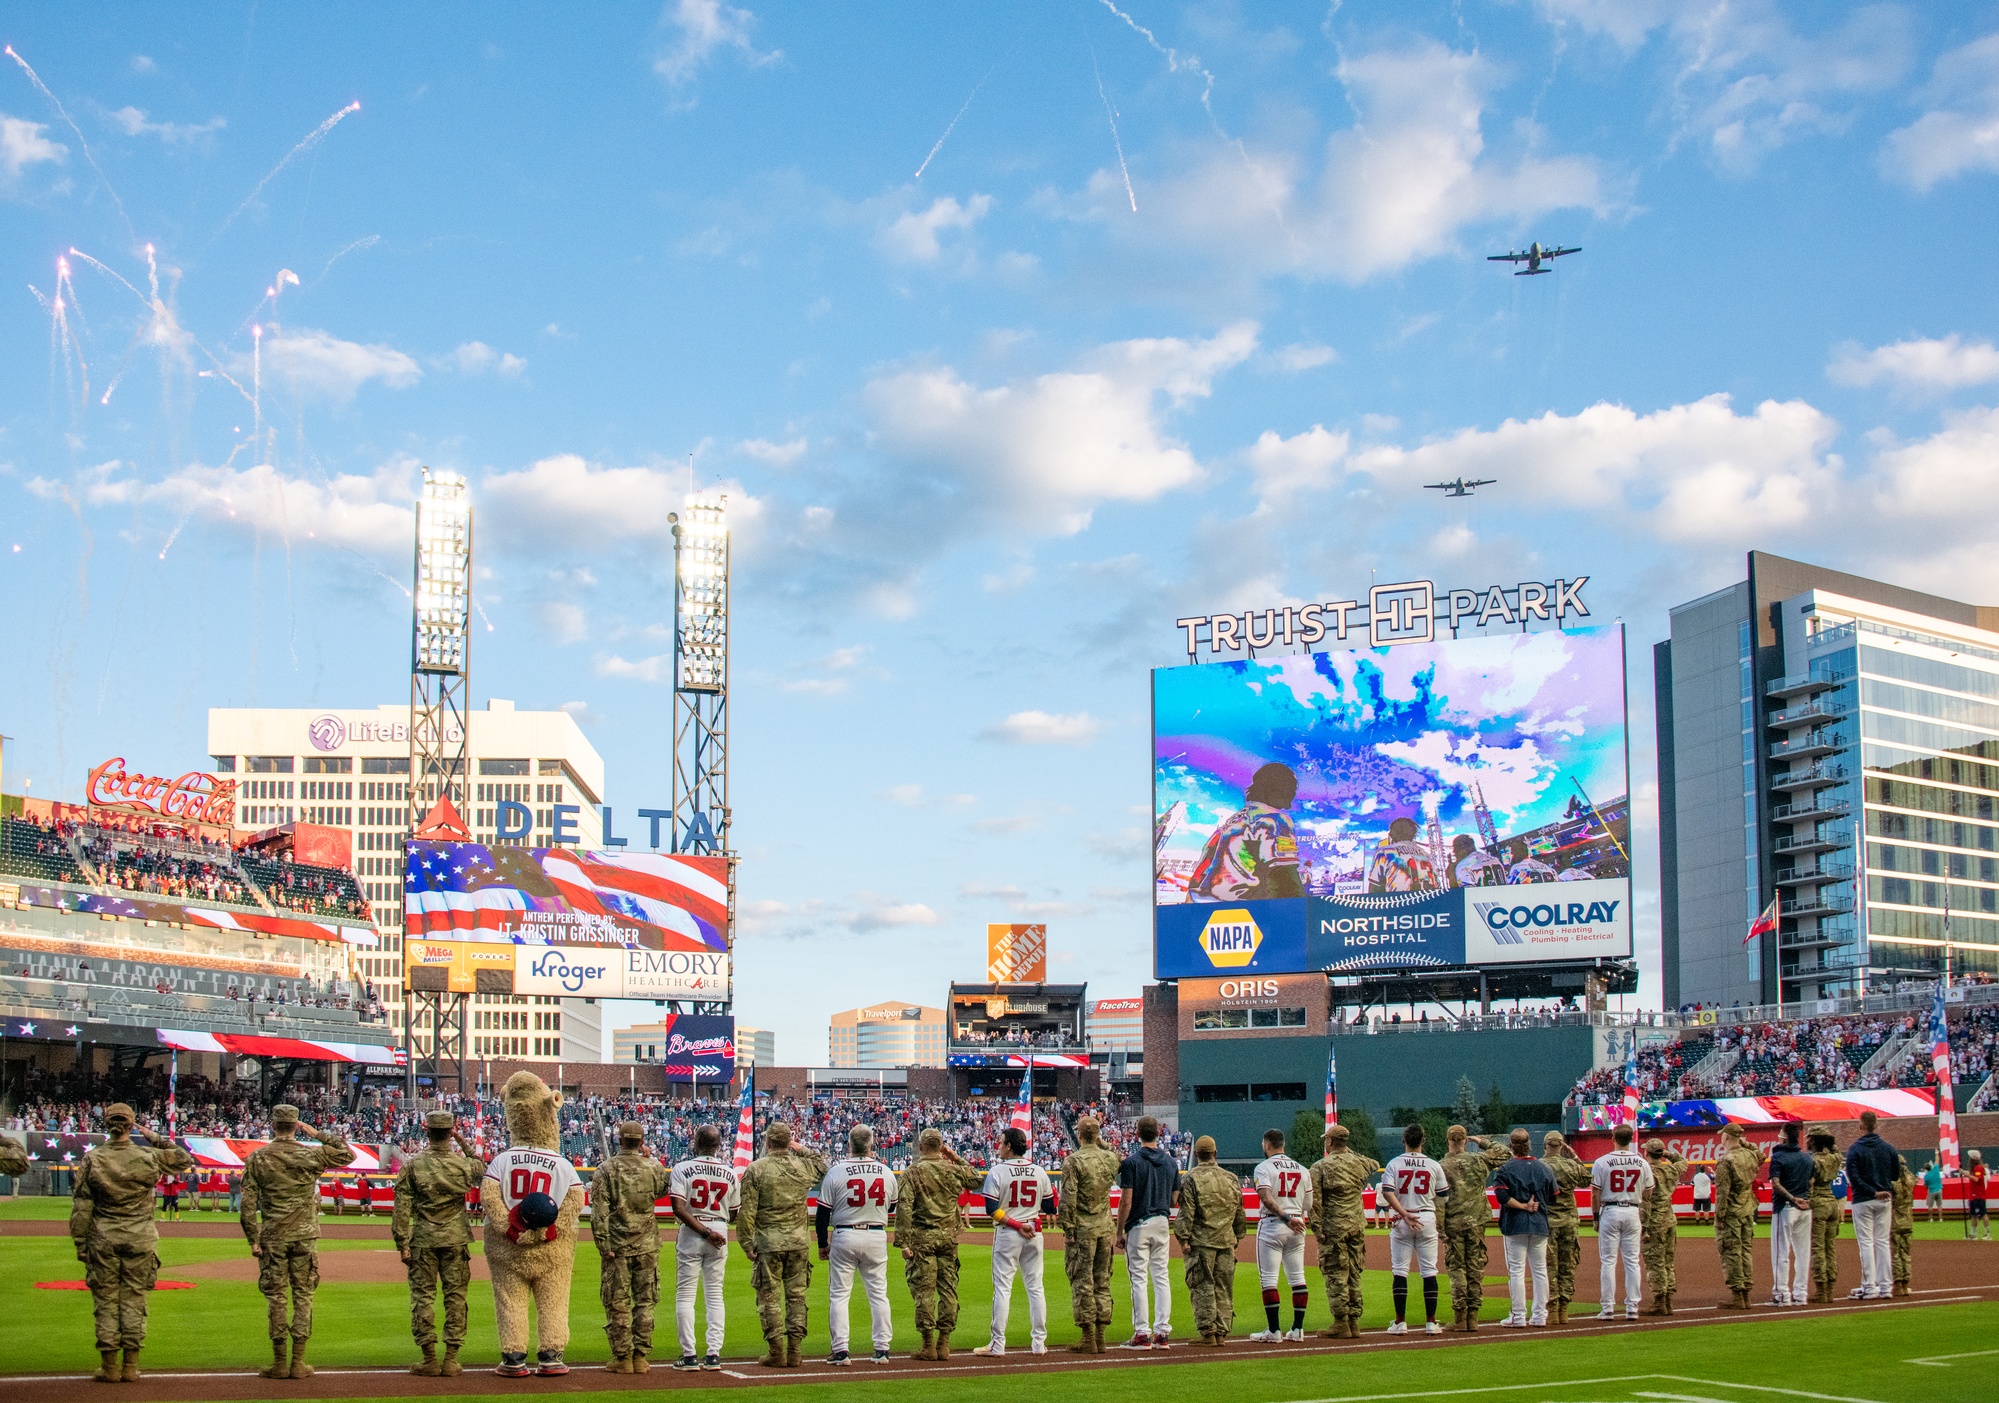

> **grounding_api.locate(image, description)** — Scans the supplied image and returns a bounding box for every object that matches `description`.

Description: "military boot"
[632,1353,651,1374]
[759,1338,786,1368]
[1070,1324,1094,1354]
[936,1334,953,1360]
[1642,1293,1664,1317]
[261,1340,290,1379]
[606,1355,632,1375]
[289,1339,314,1379]
[915,1331,935,1361]
[1466,1307,1480,1333]
[412,1343,442,1377]
[1347,1318,1362,1339]
[441,1346,463,1377]
[94,1350,119,1384]
[120,1349,142,1383]
[1094,1321,1107,1354]
[1664,1292,1675,1315]
[786,1337,802,1368]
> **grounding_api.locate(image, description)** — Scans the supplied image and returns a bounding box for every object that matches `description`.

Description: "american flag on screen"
[1622,1034,1641,1127]
[404,841,728,950]
[731,1070,757,1173]
[1930,982,1959,1172]
[1010,1058,1034,1146]
[1324,1043,1339,1131]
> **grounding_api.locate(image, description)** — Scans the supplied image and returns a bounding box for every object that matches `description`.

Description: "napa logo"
[1199,908,1264,968]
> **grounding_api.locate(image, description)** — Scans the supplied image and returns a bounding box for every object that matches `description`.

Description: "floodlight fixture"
[672,494,728,694]
[412,469,472,677]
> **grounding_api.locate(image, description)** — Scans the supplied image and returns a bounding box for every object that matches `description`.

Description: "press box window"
[1249,1007,1307,1028]
[1193,1008,1250,1030]
[1193,1083,1250,1103]
[1251,1082,1309,1102]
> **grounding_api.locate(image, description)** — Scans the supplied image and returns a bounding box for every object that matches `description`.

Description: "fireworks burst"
[5,44,136,245]
[218,100,362,235]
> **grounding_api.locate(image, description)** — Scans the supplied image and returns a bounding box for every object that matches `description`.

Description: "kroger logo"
[307,714,346,752]
[1200,908,1263,968]
[528,948,609,992]
[1473,898,1622,946]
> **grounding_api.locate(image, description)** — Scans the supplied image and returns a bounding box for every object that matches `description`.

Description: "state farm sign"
[87,758,237,828]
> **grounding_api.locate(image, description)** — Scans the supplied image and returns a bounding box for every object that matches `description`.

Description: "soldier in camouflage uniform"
[1807,1127,1843,1304]
[1440,1125,1510,1331]
[593,1121,672,1373]
[894,1128,986,1360]
[737,1123,827,1369]
[393,1111,485,1377]
[1175,1136,1246,1346]
[1057,1115,1121,1354]
[0,1132,28,1178]
[1308,1123,1381,1339]
[71,1103,194,1382]
[1539,1131,1592,1326]
[1639,1137,1686,1315]
[240,1104,354,1379]
[1713,1123,1763,1309]
[1890,1155,1914,1297]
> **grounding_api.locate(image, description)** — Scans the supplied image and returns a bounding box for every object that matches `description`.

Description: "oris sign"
[87,757,237,829]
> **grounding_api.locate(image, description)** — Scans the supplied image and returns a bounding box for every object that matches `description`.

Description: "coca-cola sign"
[87,757,238,828]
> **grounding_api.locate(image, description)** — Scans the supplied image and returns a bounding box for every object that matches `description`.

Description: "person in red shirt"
[1968,1153,1990,1241]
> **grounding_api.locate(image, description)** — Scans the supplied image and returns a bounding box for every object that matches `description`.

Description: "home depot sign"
[986,924,1047,983]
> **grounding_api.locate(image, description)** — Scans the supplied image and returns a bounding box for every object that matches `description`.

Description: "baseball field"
[4,1201,1993,1403]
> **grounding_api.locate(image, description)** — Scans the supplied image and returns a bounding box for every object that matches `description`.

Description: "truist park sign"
[1174,576,1591,659]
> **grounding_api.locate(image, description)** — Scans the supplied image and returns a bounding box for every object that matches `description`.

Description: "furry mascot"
[482,1071,585,1377]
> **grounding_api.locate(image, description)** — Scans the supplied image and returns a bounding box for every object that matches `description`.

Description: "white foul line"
[1906,1346,1999,1366]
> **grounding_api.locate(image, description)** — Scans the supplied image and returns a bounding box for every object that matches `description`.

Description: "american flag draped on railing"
[1324,1042,1339,1130]
[1929,981,1960,1172]
[1010,1057,1034,1147]
[1622,1033,1641,1127]
[731,1067,757,1173]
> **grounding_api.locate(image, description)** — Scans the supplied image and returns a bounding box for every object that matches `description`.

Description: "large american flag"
[731,1068,757,1173]
[1325,1042,1338,1130]
[1622,1033,1641,1127]
[1010,1058,1034,1146]
[1930,981,1959,1172]
[404,841,728,950]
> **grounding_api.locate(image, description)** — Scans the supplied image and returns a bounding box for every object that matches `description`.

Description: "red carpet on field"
[35,1281,195,1290]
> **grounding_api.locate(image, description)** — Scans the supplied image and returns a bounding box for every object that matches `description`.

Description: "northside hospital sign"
[1174,576,1592,657]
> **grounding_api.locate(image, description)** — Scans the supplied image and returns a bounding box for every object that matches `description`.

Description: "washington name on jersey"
[667,1156,741,1229]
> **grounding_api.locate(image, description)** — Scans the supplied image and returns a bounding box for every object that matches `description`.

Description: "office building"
[736,1025,776,1069]
[208,698,607,1053]
[1086,997,1144,1053]
[1658,551,1999,1008]
[828,1002,947,1069]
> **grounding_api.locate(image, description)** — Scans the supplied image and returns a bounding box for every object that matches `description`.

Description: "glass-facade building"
[1658,552,1999,1008]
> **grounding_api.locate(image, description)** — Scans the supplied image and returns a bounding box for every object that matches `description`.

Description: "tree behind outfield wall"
[1484,1083,1513,1137]
[1451,1075,1483,1134]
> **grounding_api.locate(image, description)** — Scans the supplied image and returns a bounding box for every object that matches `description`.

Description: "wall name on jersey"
[1173,577,1590,660]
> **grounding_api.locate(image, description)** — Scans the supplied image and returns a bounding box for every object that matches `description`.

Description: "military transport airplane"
[1488,241,1580,275]
[1425,478,1496,498]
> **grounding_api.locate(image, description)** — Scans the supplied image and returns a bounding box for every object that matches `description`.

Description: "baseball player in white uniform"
[1589,1123,1653,1319]
[666,1126,740,1370]
[1249,1128,1312,1342]
[815,1126,898,1365]
[974,1128,1053,1357]
[1381,1124,1447,1335]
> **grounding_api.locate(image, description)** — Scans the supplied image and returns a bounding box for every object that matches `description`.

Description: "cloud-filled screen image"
[1154,626,1628,904]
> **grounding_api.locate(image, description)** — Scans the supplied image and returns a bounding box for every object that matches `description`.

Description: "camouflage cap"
[1193,1135,1217,1156]
[618,1121,645,1142]
[1806,1124,1829,1138]
[1543,1130,1565,1147]
[425,1110,456,1130]
[271,1103,301,1124]
[1720,1122,1744,1139]
[1644,1137,1666,1155]
[917,1128,945,1151]
[1075,1115,1100,1136]
[765,1122,792,1148]
[1326,1123,1350,1142]
[102,1103,135,1124]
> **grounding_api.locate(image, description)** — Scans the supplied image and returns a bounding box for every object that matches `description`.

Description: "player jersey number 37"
[486,1146,581,1213]
[668,1156,741,1229]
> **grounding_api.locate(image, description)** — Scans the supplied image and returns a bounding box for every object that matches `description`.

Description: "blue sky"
[4,2,1999,1062]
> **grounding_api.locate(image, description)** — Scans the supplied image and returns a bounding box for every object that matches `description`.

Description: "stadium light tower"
[670,493,734,1014]
[405,466,473,1099]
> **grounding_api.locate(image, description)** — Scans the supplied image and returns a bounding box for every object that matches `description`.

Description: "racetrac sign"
[1174,576,1590,658]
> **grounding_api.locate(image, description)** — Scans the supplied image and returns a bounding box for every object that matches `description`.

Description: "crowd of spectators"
[77,824,254,906]
[237,853,370,920]
[950,1027,1083,1049]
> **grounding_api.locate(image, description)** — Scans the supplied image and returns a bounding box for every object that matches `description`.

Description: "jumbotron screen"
[1153,624,1631,977]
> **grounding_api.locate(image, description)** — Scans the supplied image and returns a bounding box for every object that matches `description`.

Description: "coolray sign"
[1173,576,1590,657]
[1464,877,1630,965]
[1311,889,1463,971]
[87,757,237,828]
[509,947,731,1000]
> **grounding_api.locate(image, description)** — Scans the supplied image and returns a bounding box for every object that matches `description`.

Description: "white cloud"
[654,0,779,91]
[877,783,927,807]
[864,322,1255,535]
[981,710,1101,745]
[1881,33,1999,190]
[130,55,156,74]
[31,458,412,554]
[0,113,66,178]
[878,194,992,263]
[848,897,940,932]
[103,106,224,144]
[1125,42,1608,282]
[1086,829,1148,862]
[739,436,806,464]
[1828,335,1999,392]
[781,677,846,696]
[252,328,421,403]
[1245,424,1350,499]
[437,341,526,377]
[482,454,759,552]
[539,601,587,645]
[596,653,670,683]
[1272,342,1338,371]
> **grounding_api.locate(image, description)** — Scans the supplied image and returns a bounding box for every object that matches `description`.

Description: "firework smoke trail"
[914,57,1005,181]
[251,323,264,464]
[1090,45,1137,212]
[5,45,136,245]
[310,234,380,288]
[218,100,361,234]
[51,256,91,410]
[66,248,147,305]
[474,599,496,634]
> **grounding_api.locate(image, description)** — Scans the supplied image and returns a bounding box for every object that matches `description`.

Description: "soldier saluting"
[393,1110,485,1377]
[240,1104,354,1379]
[894,1128,985,1361]
[737,1123,827,1369]
[71,1103,194,1382]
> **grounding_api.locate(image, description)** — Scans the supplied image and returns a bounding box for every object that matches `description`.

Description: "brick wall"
[1142,982,1179,1118]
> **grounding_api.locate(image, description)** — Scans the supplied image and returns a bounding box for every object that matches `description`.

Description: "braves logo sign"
[87,758,237,828]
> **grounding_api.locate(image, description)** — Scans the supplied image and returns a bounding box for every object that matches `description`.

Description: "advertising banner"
[512,944,730,1000]
[627,1013,736,1082]
[985,924,1048,983]
[402,939,517,994]
[1153,624,1631,977]
[405,841,730,952]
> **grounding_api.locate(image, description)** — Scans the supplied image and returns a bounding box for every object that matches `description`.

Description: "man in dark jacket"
[1844,1111,1898,1300]
[1493,1130,1557,1328]
[1766,1122,1815,1306]
[1117,1117,1180,1348]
